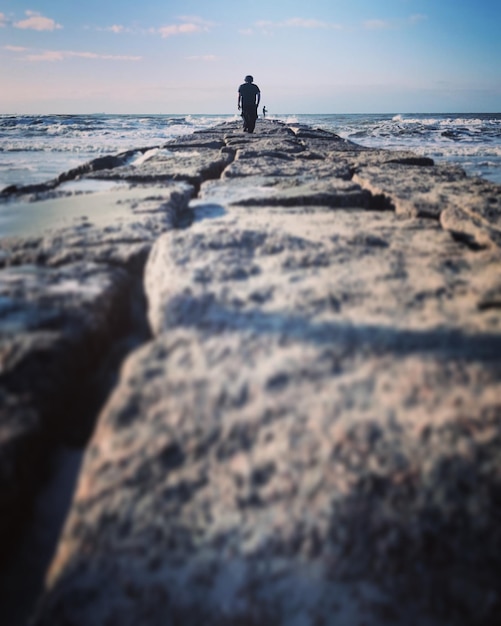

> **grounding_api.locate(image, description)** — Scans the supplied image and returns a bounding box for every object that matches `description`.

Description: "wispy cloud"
[3,45,29,52]
[0,12,7,27]
[364,14,428,30]
[283,18,339,29]
[159,23,202,37]
[90,16,214,37]
[363,19,391,30]
[157,16,213,38]
[103,24,130,34]
[251,17,343,35]
[14,10,62,31]
[6,46,141,62]
[409,14,428,24]
[92,24,141,35]
[26,50,66,61]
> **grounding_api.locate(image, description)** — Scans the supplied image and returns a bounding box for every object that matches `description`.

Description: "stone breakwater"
[1,119,501,625]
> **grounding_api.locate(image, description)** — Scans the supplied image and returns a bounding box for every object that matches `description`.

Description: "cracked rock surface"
[1,120,500,625]
[0,181,192,577]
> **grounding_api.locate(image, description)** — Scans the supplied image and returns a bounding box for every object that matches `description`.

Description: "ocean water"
[1,113,500,191]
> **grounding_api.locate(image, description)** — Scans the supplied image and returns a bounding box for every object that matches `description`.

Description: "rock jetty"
[1,119,500,625]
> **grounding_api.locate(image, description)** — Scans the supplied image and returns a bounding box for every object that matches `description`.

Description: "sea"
[1,113,501,191]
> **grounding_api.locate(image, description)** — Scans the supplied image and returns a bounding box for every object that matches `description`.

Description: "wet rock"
[1,153,138,198]
[0,183,193,269]
[346,148,432,169]
[290,124,350,142]
[39,184,194,270]
[56,153,134,184]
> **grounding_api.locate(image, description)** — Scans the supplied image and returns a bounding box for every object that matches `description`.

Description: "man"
[238,75,261,133]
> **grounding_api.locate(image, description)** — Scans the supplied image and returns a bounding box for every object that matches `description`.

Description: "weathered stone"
[32,328,501,625]
[85,147,233,190]
[440,178,501,249]
[353,162,501,248]
[0,261,132,565]
[223,152,351,179]
[199,176,369,208]
[3,119,500,625]
[226,138,306,157]
[164,135,225,150]
[0,182,193,579]
[0,236,44,269]
[56,153,139,184]
[346,149,435,168]
[290,124,348,141]
[353,163,469,217]
[146,201,501,342]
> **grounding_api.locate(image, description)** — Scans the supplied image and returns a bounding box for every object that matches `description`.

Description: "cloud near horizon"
[14,10,62,31]
[3,46,141,62]
[3,44,29,51]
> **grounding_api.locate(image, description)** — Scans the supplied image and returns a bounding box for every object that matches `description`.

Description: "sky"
[0,0,500,114]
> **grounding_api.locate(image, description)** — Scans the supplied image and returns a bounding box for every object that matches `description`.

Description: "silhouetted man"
[238,75,261,133]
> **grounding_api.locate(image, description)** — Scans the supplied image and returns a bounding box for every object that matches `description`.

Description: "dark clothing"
[241,104,258,133]
[238,82,260,107]
[238,82,260,133]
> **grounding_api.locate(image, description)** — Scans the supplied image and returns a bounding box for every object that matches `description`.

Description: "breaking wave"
[1,112,501,187]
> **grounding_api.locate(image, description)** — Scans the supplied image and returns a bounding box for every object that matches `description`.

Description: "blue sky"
[0,0,500,113]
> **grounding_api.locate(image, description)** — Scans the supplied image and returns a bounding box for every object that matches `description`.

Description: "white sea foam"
[128,148,160,166]
[1,113,500,188]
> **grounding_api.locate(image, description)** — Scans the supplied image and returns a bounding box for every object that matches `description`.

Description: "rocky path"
[1,119,500,625]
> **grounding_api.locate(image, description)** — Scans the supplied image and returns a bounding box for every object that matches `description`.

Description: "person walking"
[238,75,261,133]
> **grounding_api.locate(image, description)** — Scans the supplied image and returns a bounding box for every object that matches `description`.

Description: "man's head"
[244,75,253,83]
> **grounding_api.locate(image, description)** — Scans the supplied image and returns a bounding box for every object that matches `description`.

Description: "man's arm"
[256,91,261,107]
[237,88,242,110]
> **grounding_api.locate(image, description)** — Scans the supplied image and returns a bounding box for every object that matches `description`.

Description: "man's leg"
[246,107,257,133]
[242,109,250,132]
